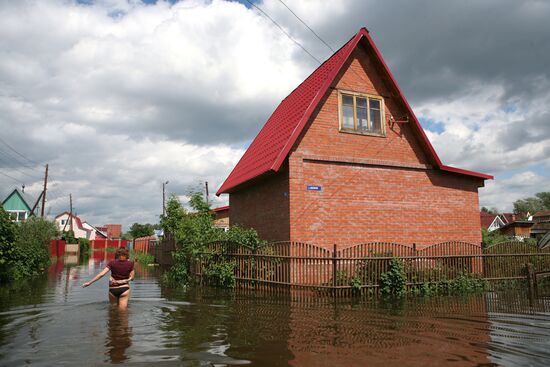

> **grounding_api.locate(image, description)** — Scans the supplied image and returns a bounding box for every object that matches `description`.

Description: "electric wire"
[276,0,335,52]
[243,0,322,64]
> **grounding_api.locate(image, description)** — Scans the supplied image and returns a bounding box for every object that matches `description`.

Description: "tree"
[129,223,155,239]
[160,191,264,284]
[0,207,16,281]
[513,192,550,217]
[481,207,499,215]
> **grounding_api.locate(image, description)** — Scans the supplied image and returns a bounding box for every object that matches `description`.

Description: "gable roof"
[2,188,35,212]
[55,211,90,232]
[480,212,497,229]
[217,28,492,195]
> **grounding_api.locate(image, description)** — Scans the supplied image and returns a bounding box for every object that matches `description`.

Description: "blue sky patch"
[418,117,445,134]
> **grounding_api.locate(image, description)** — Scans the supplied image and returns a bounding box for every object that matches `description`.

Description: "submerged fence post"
[332,244,337,293]
[526,263,537,298]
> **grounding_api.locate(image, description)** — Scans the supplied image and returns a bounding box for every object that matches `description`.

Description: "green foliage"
[481,228,511,248]
[350,276,362,293]
[79,238,90,255]
[411,273,488,296]
[379,258,407,297]
[223,225,266,250]
[1,217,58,282]
[161,192,264,288]
[481,206,499,215]
[131,250,154,266]
[203,260,236,288]
[129,222,156,239]
[513,192,550,216]
[0,207,17,281]
[62,230,77,244]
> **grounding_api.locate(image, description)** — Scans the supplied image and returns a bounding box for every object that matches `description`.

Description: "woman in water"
[82,247,135,308]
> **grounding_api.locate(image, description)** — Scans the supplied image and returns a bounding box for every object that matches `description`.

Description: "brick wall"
[289,160,482,248]
[229,168,290,242]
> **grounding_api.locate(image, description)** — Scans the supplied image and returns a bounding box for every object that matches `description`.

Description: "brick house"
[212,206,230,231]
[217,28,492,249]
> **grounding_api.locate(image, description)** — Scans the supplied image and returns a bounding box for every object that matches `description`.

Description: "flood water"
[2,253,550,366]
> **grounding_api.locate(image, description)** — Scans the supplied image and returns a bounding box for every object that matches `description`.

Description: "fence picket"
[191,240,550,295]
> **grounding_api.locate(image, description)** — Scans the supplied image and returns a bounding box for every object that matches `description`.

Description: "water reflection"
[1,253,550,366]
[106,307,132,364]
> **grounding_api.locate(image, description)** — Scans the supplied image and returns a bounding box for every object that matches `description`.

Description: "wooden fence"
[191,241,550,294]
[150,233,176,266]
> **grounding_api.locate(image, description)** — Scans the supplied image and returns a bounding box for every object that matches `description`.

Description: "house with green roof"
[1,188,36,222]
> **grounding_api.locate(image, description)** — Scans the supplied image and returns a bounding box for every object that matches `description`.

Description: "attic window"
[338,91,385,136]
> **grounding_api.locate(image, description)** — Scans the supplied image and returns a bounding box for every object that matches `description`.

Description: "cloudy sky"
[1,0,549,230]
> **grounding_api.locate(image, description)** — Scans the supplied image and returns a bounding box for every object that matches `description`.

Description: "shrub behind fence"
[192,240,550,294]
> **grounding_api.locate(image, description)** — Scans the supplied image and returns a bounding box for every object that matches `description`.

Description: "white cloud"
[1,0,549,230]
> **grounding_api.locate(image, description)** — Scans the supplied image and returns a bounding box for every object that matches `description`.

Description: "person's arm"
[82,267,110,287]
[114,270,135,285]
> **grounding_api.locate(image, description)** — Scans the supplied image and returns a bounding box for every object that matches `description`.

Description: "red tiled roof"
[211,205,230,212]
[480,212,497,229]
[217,28,492,195]
[533,211,550,217]
[500,213,516,224]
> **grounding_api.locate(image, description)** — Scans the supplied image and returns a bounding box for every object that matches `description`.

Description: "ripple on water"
[3,260,550,366]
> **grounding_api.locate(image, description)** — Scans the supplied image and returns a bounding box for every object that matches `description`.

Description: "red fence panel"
[91,239,130,250]
[49,240,66,257]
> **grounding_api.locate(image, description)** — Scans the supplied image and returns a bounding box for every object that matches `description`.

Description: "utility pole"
[41,164,48,218]
[205,181,209,205]
[69,193,73,232]
[162,181,169,216]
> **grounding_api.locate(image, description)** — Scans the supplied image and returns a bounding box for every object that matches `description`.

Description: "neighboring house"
[217,28,492,249]
[212,206,230,231]
[480,212,506,232]
[55,212,92,239]
[104,224,122,239]
[531,211,550,241]
[498,221,534,240]
[2,188,36,222]
[82,221,108,240]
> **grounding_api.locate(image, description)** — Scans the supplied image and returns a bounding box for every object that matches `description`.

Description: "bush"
[379,258,407,297]
[131,250,154,266]
[79,238,90,255]
[203,260,236,288]
[2,217,58,282]
[0,207,17,282]
[161,192,264,288]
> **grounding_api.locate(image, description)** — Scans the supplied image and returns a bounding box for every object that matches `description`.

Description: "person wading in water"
[82,247,135,308]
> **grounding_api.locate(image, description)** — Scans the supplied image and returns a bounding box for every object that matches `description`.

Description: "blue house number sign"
[307,185,322,191]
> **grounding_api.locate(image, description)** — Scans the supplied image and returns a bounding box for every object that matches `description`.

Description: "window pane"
[342,104,354,129]
[342,94,353,106]
[357,107,367,130]
[370,104,382,133]
[369,99,380,110]
[356,97,367,108]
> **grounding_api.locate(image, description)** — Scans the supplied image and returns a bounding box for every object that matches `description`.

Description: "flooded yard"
[1,253,550,366]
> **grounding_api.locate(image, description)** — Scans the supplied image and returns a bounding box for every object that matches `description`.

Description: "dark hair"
[115,247,129,260]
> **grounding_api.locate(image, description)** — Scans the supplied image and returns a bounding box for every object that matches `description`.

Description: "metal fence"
[191,240,550,294]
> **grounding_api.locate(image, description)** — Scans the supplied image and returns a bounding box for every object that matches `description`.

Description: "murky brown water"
[1,254,550,366]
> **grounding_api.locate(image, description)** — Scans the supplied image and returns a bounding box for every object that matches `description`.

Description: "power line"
[0,171,24,184]
[0,146,44,176]
[0,136,40,166]
[276,0,335,52]
[243,0,322,64]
